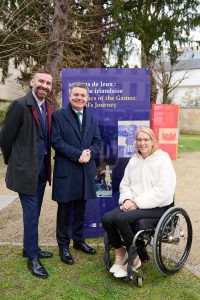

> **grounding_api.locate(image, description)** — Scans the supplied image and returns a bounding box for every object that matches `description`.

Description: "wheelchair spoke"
[153,207,192,275]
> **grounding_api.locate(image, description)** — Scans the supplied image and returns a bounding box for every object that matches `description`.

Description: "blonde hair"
[136,127,158,155]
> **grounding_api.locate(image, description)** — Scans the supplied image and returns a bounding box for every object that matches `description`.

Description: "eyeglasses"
[136,138,151,143]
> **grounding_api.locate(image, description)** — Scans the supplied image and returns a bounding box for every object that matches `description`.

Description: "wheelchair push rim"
[152,207,192,275]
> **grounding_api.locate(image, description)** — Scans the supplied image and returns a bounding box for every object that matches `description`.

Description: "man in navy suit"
[0,69,53,278]
[51,82,102,265]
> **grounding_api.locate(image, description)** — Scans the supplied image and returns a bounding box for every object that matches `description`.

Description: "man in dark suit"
[51,82,102,265]
[0,69,53,278]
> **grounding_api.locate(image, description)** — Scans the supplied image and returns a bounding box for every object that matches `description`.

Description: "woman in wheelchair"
[102,127,176,278]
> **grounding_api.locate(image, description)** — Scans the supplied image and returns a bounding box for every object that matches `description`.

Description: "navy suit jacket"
[51,104,102,202]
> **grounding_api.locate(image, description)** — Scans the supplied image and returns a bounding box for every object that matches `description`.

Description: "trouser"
[19,160,47,260]
[56,199,86,248]
[102,205,171,253]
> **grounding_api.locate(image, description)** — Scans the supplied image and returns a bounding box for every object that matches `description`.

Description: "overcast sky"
[190,27,200,42]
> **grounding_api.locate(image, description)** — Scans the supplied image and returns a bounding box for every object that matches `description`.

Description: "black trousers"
[56,199,86,248]
[102,205,170,252]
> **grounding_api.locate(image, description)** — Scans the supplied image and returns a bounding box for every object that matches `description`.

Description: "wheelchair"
[103,206,193,287]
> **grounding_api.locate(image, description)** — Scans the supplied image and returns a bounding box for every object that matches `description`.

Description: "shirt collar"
[32,91,45,107]
[72,108,83,114]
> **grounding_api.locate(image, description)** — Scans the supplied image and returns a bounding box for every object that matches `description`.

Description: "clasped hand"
[79,149,91,163]
[120,199,137,211]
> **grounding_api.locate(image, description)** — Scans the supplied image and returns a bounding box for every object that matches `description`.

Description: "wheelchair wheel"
[152,207,192,275]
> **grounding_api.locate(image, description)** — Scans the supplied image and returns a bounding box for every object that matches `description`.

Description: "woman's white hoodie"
[119,149,176,209]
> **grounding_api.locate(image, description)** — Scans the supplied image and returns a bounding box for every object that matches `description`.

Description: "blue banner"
[62,68,150,237]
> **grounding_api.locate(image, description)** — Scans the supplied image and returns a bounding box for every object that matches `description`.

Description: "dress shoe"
[114,256,141,278]
[23,248,53,259]
[27,258,48,279]
[109,252,128,273]
[73,242,96,255]
[59,247,74,265]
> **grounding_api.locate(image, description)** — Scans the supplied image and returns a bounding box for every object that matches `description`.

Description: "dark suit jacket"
[51,104,102,202]
[0,91,51,194]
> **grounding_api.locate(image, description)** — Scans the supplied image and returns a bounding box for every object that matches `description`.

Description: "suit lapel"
[64,105,81,140]
[27,91,49,136]
[46,101,51,137]
[82,110,91,142]
[31,105,39,126]
[26,91,39,127]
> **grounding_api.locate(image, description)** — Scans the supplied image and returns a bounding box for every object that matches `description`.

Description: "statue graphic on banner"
[95,164,113,197]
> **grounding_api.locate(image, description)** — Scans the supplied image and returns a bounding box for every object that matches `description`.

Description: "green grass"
[0,135,200,299]
[178,134,200,153]
[0,245,200,300]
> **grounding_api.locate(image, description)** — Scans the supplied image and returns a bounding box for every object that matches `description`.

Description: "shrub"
[0,102,10,127]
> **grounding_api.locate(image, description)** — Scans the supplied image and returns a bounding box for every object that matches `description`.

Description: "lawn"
[178,134,200,153]
[0,245,200,300]
[0,135,200,299]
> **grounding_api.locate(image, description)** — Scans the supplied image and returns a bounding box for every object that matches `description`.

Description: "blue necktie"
[41,102,47,128]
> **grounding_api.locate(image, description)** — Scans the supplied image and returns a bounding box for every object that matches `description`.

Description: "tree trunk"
[141,45,157,106]
[45,0,72,108]
[150,71,158,106]
[91,0,106,68]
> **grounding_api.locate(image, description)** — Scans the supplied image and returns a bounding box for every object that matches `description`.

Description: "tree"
[107,0,200,65]
[0,1,52,81]
[0,0,199,106]
[151,50,189,104]
[0,0,77,106]
[0,0,109,105]
[182,89,200,108]
[105,0,200,103]
[46,0,72,106]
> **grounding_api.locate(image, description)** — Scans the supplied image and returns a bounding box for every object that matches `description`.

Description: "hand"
[120,199,137,212]
[82,149,91,159]
[79,149,91,163]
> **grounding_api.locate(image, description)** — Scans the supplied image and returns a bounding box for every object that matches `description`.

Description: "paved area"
[0,194,18,211]
[0,152,199,278]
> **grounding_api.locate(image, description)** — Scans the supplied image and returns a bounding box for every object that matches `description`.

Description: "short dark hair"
[70,82,89,94]
[33,68,52,78]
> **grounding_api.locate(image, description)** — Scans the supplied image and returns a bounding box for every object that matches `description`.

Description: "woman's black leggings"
[102,205,171,252]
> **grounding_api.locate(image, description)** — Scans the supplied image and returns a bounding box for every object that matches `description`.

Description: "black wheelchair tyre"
[153,207,192,275]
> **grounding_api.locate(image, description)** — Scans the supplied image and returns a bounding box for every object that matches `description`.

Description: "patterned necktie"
[41,102,47,128]
[77,111,82,130]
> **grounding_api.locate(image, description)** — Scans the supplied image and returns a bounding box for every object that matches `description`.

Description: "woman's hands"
[120,199,137,211]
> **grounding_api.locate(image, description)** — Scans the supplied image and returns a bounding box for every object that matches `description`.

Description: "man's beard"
[35,86,50,99]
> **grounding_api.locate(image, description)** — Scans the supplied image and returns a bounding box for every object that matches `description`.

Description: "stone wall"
[179,108,200,134]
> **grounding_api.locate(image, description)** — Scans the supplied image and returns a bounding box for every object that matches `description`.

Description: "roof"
[155,49,200,71]
[165,59,200,70]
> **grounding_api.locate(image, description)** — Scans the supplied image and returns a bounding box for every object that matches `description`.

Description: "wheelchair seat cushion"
[132,218,160,232]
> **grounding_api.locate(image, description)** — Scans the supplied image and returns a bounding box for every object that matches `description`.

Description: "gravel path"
[0,152,199,276]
